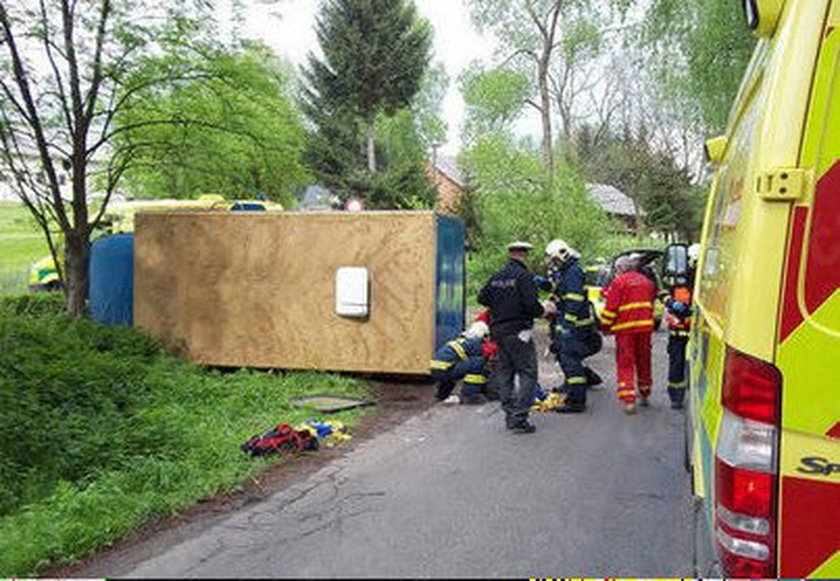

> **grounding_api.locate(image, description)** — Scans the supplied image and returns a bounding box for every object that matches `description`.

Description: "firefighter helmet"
[545,239,579,264]
[464,321,490,340]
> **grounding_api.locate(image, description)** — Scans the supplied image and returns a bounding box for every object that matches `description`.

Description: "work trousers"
[615,332,652,403]
[556,327,602,407]
[667,334,689,405]
[496,333,538,427]
[432,357,488,400]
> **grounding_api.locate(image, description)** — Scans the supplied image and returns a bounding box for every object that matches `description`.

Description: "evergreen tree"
[302,0,432,175]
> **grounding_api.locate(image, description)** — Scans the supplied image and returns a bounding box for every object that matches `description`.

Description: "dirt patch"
[43,379,436,578]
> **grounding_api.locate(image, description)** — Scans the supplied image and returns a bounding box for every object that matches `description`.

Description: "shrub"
[0,293,66,317]
[0,309,368,575]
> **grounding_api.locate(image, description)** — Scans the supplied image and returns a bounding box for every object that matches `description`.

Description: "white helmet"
[464,321,489,340]
[688,243,702,262]
[545,239,579,263]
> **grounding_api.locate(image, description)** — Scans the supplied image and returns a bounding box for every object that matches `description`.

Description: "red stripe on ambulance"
[780,161,840,342]
[780,475,840,576]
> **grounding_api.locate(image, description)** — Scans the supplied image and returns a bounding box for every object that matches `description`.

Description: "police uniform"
[478,245,544,430]
[430,336,488,401]
[547,257,601,411]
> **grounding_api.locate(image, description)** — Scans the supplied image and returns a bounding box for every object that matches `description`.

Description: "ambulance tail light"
[714,348,781,578]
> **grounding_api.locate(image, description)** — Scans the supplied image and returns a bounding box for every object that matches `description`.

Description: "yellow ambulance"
[687,0,840,577]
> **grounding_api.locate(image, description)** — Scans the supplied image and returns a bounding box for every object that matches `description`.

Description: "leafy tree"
[574,123,704,240]
[302,0,432,173]
[467,0,567,175]
[0,0,229,317]
[459,64,530,144]
[641,0,755,135]
[461,132,615,295]
[115,42,308,206]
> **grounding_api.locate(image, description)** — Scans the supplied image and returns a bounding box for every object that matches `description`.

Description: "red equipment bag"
[241,423,319,457]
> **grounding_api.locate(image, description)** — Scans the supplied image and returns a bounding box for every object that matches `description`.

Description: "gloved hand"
[534,274,552,292]
[671,301,689,316]
[541,300,558,318]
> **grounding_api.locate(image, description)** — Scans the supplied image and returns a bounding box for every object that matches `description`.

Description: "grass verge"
[0,301,370,575]
[0,202,50,296]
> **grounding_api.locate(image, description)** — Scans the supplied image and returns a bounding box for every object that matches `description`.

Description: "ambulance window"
[703,166,731,281]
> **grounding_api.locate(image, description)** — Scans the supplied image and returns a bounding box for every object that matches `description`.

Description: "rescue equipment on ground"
[532,391,566,413]
[295,420,353,447]
[241,419,353,457]
[241,423,320,457]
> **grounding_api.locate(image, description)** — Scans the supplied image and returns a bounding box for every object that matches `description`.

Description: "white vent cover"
[335,267,369,318]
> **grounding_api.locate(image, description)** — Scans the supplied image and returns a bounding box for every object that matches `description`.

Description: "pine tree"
[302,0,431,175]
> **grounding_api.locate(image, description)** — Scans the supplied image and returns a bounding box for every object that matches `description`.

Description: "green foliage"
[573,124,704,240]
[0,203,50,296]
[0,0,230,317]
[300,0,436,207]
[0,309,368,575]
[116,42,308,205]
[642,0,756,135]
[0,293,65,317]
[459,64,530,143]
[462,134,616,297]
[304,0,432,124]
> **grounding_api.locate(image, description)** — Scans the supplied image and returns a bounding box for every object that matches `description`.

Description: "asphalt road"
[117,329,693,578]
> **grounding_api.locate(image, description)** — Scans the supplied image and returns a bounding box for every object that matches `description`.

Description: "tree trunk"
[366,114,377,173]
[538,62,554,179]
[64,230,90,318]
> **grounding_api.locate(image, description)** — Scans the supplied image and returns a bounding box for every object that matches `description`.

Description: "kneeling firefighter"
[542,239,603,413]
[430,321,492,404]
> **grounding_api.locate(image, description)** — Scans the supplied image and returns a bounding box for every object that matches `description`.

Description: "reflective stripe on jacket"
[548,259,596,331]
[601,271,655,335]
[430,336,484,370]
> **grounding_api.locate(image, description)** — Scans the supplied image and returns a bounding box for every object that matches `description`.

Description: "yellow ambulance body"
[689,0,840,576]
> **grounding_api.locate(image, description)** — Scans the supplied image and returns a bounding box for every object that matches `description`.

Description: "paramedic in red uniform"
[600,255,656,414]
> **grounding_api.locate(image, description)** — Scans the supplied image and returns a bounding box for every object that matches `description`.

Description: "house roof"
[432,155,466,188]
[586,183,638,217]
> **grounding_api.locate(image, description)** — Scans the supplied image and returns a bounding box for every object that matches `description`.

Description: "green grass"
[0,202,50,296]
[0,304,370,575]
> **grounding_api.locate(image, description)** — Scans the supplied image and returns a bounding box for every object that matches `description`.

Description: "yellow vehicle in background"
[27,195,283,292]
[687,0,840,576]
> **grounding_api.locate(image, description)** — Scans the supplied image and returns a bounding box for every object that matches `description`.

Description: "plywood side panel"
[135,212,437,374]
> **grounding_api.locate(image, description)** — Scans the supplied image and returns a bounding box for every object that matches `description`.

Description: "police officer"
[478,241,554,433]
[543,239,602,413]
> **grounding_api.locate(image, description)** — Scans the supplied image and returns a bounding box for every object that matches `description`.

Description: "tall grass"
[0,304,369,575]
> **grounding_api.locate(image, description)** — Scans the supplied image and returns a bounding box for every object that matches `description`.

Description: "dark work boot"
[556,402,586,414]
[510,420,537,434]
[584,367,603,387]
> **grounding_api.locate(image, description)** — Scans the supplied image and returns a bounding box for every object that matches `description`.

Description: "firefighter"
[662,243,700,410]
[543,239,603,414]
[478,241,555,433]
[601,255,656,414]
[475,309,500,401]
[430,321,492,405]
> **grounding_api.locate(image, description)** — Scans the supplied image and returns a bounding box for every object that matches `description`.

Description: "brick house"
[426,155,466,214]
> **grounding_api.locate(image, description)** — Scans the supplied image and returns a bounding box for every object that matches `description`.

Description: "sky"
[220,0,506,155]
